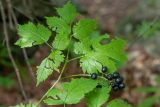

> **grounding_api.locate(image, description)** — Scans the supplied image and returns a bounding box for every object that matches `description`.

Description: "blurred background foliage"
[0,0,160,107]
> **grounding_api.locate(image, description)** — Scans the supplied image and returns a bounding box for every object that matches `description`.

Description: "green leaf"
[85,81,111,107]
[101,38,127,62]
[52,33,70,50]
[138,96,159,107]
[15,22,51,48]
[74,41,91,55]
[137,20,160,38]
[46,16,71,50]
[46,16,71,35]
[73,19,97,41]
[90,34,109,49]
[80,52,102,74]
[36,50,64,85]
[44,78,98,105]
[56,1,79,24]
[136,87,158,93]
[73,20,127,73]
[75,37,127,74]
[107,99,132,107]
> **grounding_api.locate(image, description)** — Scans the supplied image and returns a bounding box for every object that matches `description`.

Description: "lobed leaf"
[73,19,97,41]
[36,50,64,85]
[80,54,102,74]
[56,1,79,24]
[46,16,71,35]
[15,22,51,48]
[52,33,70,50]
[44,78,98,105]
[75,37,127,74]
[85,80,111,107]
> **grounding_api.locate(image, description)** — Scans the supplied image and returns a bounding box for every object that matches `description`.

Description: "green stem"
[36,61,68,106]
[67,56,84,63]
[62,74,107,81]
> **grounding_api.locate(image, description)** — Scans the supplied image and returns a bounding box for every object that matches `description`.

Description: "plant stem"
[67,56,84,63]
[62,74,107,81]
[36,27,72,106]
[36,61,68,106]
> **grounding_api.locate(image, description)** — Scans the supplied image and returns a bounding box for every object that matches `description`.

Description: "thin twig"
[22,49,35,82]
[62,74,107,81]
[0,1,28,101]
[7,0,35,83]
[36,60,68,106]
[36,37,71,105]
[67,56,84,63]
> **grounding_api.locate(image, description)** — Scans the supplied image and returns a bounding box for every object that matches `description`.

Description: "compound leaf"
[44,78,98,105]
[36,50,64,86]
[15,22,51,48]
[76,37,127,74]
[46,16,71,50]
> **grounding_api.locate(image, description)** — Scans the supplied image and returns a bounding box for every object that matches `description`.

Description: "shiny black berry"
[110,82,118,88]
[113,86,119,91]
[96,84,102,88]
[118,83,125,89]
[101,66,108,73]
[115,77,123,83]
[105,74,113,80]
[113,72,120,79]
[91,73,97,79]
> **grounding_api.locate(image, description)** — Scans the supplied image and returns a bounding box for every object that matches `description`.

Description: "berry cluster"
[90,66,125,91]
[105,72,125,91]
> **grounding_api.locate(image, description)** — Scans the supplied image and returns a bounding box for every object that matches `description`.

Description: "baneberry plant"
[14,1,132,107]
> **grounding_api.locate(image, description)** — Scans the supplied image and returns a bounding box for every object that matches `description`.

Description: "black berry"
[101,66,108,73]
[113,86,119,91]
[115,77,123,84]
[113,72,120,79]
[91,73,97,79]
[118,83,125,89]
[105,74,113,80]
[110,82,114,87]
[110,82,118,88]
[96,84,102,88]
